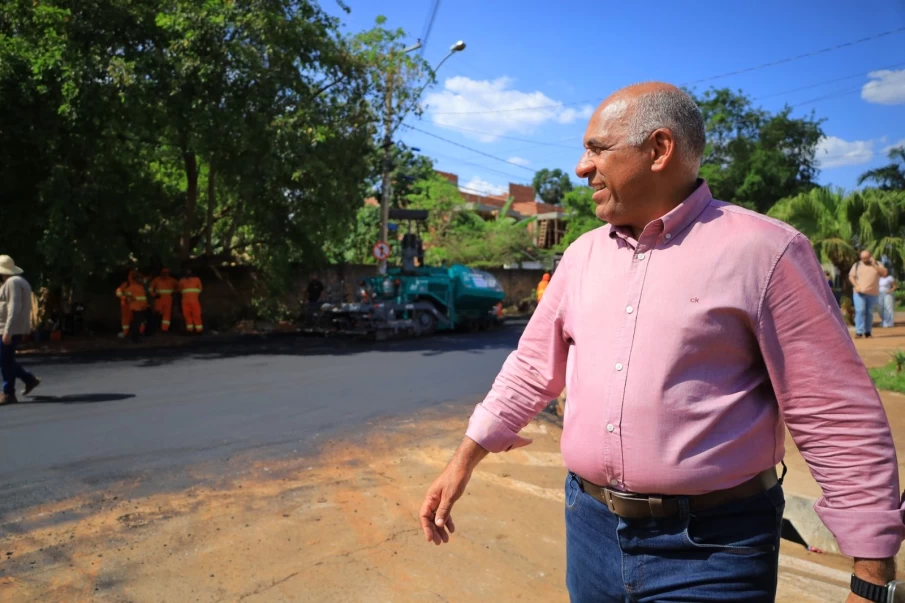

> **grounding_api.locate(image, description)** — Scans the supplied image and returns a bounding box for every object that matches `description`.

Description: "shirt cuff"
[815,500,905,558]
[465,404,532,453]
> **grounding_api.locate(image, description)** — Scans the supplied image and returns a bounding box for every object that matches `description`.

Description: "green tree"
[557,186,600,249]
[532,168,573,205]
[768,187,905,282]
[858,146,905,191]
[693,88,824,213]
[405,175,538,268]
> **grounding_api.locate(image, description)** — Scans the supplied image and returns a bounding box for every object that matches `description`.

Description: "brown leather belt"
[574,467,779,519]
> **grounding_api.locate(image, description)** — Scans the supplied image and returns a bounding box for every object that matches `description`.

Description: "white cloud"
[460,177,507,197]
[883,138,905,154]
[507,156,531,167]
[426,76,595,142]
[861,69,905,105]
[816,136,874,169]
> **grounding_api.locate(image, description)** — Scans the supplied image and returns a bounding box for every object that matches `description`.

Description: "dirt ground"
[3,322,905,602]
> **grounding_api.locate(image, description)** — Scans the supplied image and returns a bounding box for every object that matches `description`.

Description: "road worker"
[123,271,150,343]
[178,267,204,334]
[149,268,178,333]
[115,271,134,339]
[536,272,551,303]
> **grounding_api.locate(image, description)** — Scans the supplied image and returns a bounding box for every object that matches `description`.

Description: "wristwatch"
[851,574,905,602]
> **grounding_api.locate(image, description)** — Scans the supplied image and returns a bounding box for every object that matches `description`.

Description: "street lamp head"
[450,41,466,52]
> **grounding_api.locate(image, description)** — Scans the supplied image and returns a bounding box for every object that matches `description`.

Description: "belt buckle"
[602,489,619,514]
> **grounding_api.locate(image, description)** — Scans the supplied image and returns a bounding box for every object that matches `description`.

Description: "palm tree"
[858,146,905,191]
[768,187,858,282]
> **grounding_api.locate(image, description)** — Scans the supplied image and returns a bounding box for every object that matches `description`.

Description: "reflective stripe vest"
[150,275,178,297]
[116,281,130,305]
[178,276,203,300]
[123,282,150,311]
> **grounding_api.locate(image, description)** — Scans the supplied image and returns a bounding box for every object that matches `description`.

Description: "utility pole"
[376,40,466,275]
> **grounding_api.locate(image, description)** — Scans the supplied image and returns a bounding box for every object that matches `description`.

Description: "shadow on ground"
[26,393,136,404]
[26,323,527,369]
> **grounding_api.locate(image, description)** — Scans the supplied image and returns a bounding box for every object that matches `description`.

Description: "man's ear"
[649,128,676,173]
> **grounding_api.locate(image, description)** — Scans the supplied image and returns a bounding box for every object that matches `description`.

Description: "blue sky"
[328,0,905,198]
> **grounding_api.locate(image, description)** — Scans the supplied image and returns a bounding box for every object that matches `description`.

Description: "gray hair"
[609,88,706,174]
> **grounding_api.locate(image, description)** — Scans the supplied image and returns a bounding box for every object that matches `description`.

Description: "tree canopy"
[532,168,573,205]
[858,146,905,191]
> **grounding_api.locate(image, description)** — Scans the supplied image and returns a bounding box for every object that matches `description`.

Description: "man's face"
[861,251,872,263]
[575,100,651,226]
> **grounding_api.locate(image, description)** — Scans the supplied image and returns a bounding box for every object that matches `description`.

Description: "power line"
[424,123,576,148]
[753,61,905,101]
[419,0,442,58]
[404,125,537,173]
[417,147,533,182]
[432,27,905,116]
[684,26,905,86]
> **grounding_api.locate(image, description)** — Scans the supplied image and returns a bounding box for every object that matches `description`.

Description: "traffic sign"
[372,241,391,261]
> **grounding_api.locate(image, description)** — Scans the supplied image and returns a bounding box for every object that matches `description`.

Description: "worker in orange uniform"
[123,272,150,343]
[149,268,178,333]
[178,267,204,335]
[115,271,135,339]
[536,273,551,303]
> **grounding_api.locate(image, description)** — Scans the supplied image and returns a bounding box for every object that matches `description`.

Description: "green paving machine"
[313,209,506,338]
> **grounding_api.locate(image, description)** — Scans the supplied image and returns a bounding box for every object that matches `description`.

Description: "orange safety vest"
[178,276,203,300]
[536,281,549,302]
[150,275,178,297]
[123,281,150,311]
[116,281,131,307]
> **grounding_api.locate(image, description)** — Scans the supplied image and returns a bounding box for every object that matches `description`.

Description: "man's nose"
[575,153,594,179]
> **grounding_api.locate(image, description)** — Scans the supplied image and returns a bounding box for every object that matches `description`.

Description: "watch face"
[893,580,905,603]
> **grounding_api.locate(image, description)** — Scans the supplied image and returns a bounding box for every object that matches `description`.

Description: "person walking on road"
[420,83,903,603]
[879,273,897,328]
[849,250,887,338]
[178,267,204,335]
[0,255,40,405]
[536,273,551,304]
[149,268,178,333]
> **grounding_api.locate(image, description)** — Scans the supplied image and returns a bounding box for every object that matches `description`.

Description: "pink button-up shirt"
[466,181,904,558]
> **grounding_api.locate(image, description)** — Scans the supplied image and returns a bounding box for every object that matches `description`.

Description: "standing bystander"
[0,255,40,405]
[849,250,887,338]
[879,273,897,328]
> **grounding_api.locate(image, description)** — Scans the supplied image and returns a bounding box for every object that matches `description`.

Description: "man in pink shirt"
[419,83,903,602]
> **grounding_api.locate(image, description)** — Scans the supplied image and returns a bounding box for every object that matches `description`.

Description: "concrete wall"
[79,264,547,333]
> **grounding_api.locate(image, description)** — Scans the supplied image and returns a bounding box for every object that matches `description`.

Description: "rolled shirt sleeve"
[466,252,572,453]
[758,234,905,558]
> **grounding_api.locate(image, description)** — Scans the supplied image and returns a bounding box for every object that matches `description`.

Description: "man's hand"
[846,557,895,603]
[1,333,11,345]
[419,437,488,546]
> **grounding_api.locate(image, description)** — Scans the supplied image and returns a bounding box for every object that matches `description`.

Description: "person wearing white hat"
[0,255,40,405]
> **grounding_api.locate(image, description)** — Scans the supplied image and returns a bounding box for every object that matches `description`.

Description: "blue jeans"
[565,473,784,602]
[0,335,34,395]
[881,292,896,327]
[853,292,878,335]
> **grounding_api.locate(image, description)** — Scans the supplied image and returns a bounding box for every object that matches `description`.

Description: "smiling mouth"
[592,183,607,192]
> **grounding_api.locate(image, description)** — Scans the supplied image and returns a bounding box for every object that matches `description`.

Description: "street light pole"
[377,41,466,274]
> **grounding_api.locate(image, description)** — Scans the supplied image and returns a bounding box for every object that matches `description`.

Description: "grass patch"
[869,350,905,394]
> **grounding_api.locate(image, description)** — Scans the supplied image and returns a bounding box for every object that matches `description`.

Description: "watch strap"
[851,574,888,602]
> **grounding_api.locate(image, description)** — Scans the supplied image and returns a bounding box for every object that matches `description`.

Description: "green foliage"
[325,204,382,265]
[858,146,905,191]
[692,88,824,213]
[892,350,905,374]
[557,186,602,249]
[769,187,905,277]
[0,0,376,297]
[869,359,905,393]
[532,168,573,206]
[405,176,538,268]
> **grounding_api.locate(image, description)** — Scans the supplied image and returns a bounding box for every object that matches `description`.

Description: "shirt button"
[665,233,672,240]
[626,305,634,314]
[637,253,645,260]
[615,362,623,371]
[610,479,619,487]
[606,423,615,432]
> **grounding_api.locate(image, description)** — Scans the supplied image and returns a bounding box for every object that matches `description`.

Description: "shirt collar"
[608,179,713,247]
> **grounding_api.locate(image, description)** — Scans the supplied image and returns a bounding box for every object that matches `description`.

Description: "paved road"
[0,328,522,517]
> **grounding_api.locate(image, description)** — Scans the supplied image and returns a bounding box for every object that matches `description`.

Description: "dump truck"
[312,209,506,338]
